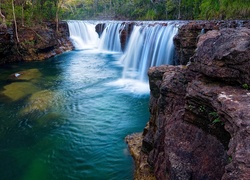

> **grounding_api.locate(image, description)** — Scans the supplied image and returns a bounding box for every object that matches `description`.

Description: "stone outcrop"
[174,20,250,65]
[95,23,105,38]
[127,27,250,179]
[0,21,73,64]
[95,22,135,51]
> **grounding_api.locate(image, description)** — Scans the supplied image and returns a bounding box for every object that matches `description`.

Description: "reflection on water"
[0,50,149,180]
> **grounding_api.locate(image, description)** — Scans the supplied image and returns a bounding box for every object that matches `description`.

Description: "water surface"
[0,50,150,180]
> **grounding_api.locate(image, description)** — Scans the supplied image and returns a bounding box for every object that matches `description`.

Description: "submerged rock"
[20,90,55,114]
[1,82,39,101]
[8,68,42,82]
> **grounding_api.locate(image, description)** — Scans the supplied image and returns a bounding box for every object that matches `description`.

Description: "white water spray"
[67,20,99,50]
[120,23,178,82]
[98,22,123,52]
[67,21,179,93]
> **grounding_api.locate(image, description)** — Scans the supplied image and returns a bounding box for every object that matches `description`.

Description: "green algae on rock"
[20,90,55,114]
[8,68,42,82]
[1,82,40,101]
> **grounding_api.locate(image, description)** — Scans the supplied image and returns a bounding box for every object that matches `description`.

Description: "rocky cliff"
[126,24,250,179]
[174,20,250,65]
[0,21,73,65]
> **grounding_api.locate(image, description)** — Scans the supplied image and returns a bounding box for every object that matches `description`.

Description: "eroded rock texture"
[174,20,250,65]
[128,27,250,179]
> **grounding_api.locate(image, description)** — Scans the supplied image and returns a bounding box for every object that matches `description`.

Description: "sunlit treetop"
[0,0,249,27]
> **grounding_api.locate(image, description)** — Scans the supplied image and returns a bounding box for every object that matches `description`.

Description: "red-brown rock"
[129,26,250,180]
[0,21,73,64]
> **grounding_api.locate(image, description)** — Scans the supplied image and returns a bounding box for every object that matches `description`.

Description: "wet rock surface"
[127,26,250,179]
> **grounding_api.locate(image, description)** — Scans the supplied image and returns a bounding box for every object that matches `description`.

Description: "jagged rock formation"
[127,27,250,179]
[174,20,250,65]
[0,21,73,64]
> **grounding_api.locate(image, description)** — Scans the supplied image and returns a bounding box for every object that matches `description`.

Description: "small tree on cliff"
[12,0,20,43]
[55,0,64,33]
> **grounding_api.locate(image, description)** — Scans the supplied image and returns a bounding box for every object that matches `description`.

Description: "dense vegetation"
[0,0,249,28]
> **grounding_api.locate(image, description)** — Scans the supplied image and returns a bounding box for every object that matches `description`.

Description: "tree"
[55,0,63,33]
[12,0,20,43]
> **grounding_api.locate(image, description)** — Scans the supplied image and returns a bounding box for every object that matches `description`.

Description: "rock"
[8,69,42,82]
[125,133,156,180]
[1,82,39,101]
[95,23,105,38]
[20,90,55,114]
[120,22,135,51]
[0,21,73,64]
[192,28,250,86]
[174,20,250,65]
[146,66,227,179]
[128,26,250,179]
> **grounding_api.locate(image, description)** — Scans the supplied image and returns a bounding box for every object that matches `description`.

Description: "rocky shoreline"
[0,21,73,65]
[126,23,250,179]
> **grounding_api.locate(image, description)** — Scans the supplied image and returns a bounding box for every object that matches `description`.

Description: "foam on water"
[106,78,150,95]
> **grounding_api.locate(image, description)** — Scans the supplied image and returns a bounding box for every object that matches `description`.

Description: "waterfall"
[98,22,123,52]
[67,20,99,50]
[67,21,179,90]
[120,23,178,82]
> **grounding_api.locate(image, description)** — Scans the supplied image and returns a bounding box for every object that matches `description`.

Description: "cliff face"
[127,26,250,179]
[0,21,73,64]
[173,20,250,65]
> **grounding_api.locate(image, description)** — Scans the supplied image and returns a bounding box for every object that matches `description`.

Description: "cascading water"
[67,21,179,92]
[98,22,123,52]
[120,23,179,82]
[67,20,99,50]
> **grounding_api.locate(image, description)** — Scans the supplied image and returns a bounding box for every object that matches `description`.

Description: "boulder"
[174,20,250,65]
[192,28,250,86]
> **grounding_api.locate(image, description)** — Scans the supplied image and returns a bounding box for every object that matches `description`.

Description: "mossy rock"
[20,90,55,114]
[35,112,63,128]
[8,68,42,82]
[1,82,40,101]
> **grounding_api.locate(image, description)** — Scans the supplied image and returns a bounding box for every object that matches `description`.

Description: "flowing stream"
[0,20,179,179]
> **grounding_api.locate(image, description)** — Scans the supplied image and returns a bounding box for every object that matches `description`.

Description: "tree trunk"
[178,0,181,19]
[21,3,24,26]
[55,1,59,33]
[0,9,6,28]
[0,0,6,28]
[56,0,64,33]
[12,0,20,43]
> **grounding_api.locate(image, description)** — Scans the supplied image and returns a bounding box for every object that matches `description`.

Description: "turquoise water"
[0,50,150,180]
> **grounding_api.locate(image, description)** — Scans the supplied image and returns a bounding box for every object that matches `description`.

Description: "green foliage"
[199,105,205,113]
[200,0,220,19]
[188,104,195,111]
[0,0,249,24]
[242,83,249,90]
[209,111,224,125]
[166,0,177,19]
